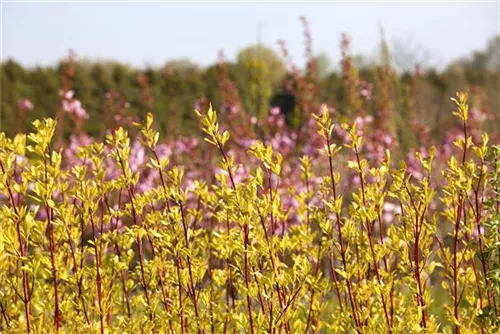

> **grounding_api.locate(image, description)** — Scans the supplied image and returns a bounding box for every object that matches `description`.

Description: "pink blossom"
[238,138,257,149]
[64,134,93,166]
[229,105,239,114]
[270,107,281,116]
[383,202,397,212]
[156,143,173,160]
[268,113,285,128]
[18,99,34,112]
[63,99,89,120]
[382,212,394,223]
[221,102,239,114]
[382,134,393,146]
[472,225,486,239]
[232,165,250,184]
[15,154,27,165]
[469,107,489,122]
[355,116,364,127]
[358,80,374,101]
[62,89,75,100]
[136,173,156,193]
[130,140,146,172]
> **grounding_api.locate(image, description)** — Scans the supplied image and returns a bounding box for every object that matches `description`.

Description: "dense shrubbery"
[1,19,499,142]
[1,88,499,333]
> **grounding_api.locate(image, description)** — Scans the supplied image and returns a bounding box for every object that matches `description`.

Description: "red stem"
[326,137,360,328]
[353,146,392,331]
[116,150,154,324]
[179,201,205,334]
[151,148,185,333]
[0,161,32,333]
[43,154,61,331]
[103,194,132,319]
[215,141,255,334]
[88,207,104,334]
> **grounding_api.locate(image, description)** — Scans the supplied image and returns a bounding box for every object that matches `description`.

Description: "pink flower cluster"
[358,80,373,101]
[18,99,34,112]
[382,202,402,224]
[61,90,89,120]
[46,72,497,234]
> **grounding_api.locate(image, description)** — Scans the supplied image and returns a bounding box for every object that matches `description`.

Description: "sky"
[1,1,499,70]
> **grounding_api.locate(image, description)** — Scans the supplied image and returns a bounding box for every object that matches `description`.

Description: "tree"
[315,52,332,80]
[237,45,286,89]
[391,34,435,73]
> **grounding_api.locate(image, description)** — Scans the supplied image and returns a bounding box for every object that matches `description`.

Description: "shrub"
[0,92,498,333]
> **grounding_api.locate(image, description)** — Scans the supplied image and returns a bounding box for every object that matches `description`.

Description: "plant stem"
[0,301,10,329]
[179,201,205,334]
[103,194,132,319]
[326,137,360,328]
[0,161,31,333]
[88,207,105,334]
[452,119,469,334]
[215,141,255,334]
[64,214,90,324]
[403,184,428,329]
[353,146,392,331]
[305,232,323,333]
[43,154,61,331]
[151,148,185,333]
[115,151,154,325]
[472,162,494,310]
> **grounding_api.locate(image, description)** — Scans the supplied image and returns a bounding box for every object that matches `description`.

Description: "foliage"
[0,90,499,333]
[1,16,499,334]
[1,30,498,145]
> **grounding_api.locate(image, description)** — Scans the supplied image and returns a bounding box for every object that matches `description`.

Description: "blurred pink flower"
[59,89,75,100]
[270,107,280,116]
[472,225,486,239]
[62,99,89,120]
[383,202,397,212]
[382,134,394,146]
[15,154,27,165]
[382,202,401,223]
[130,140,146,172]
[382,212,394,223]
[358,80,373,101]
[469,107,489,123]
[64,134,94,166]
[18,99,34,112]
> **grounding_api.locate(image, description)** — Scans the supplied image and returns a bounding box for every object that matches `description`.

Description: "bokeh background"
[1,1,499,143]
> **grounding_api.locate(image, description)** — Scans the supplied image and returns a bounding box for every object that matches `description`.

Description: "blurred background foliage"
[1,34,498,149]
